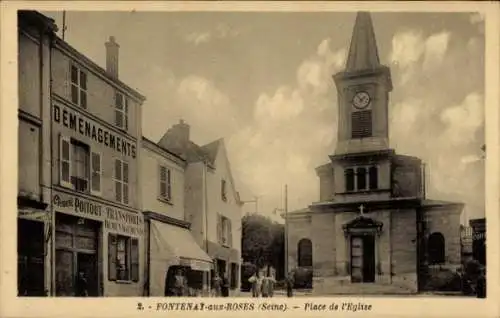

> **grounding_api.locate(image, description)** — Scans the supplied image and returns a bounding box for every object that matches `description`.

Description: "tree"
[241,213,285,278]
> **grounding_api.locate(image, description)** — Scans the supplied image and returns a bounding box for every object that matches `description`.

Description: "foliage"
[241,213,285,279]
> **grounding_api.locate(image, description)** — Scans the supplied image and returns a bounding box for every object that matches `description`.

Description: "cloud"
[423,32,450,71]
[184,23,239,45]
[185,32,212,45]
[228,39,346,214]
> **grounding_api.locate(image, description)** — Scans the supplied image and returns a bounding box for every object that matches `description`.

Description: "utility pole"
[62,11,67,40]
[284,184,289,275]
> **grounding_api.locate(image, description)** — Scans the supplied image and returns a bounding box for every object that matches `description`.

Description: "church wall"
[287,217,312,271]
[391,155,423,198]
[316,163,335,201]
[425,206,462,265]
[390,208,418,291]
[311,213,336,276]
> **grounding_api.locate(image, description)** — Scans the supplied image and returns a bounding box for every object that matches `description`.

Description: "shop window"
[159,165,172,202]
[59,136,101,195]
[115,92,128,130]
[108,234,139,282]
[230,263,238,289]
[70,65,87,108]
[114,159,129,205]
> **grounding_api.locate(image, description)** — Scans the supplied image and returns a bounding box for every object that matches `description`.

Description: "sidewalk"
[237,289,312,297]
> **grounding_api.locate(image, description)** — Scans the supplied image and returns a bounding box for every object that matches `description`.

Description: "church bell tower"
[333,12,393,156]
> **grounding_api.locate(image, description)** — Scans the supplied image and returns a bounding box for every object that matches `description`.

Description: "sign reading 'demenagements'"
[53,104,136,158]
[52,191,144,236]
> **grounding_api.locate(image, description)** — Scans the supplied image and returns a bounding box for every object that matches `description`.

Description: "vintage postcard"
[0,1,499,318]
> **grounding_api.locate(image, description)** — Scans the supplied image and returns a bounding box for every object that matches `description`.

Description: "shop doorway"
[55,214,100,296]
[18,219,45,296]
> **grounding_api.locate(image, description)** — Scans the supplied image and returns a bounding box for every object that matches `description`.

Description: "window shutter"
[59,135,72,188]
[351,110,372,139]
[124,98,129,130]
[159,166,166,198]
[216,215,222,244]
[130,238,139,282]
[90,151,101,195]
[166,168,171,200]
[108,234,117,281]
[114,159,122,202]
[123,162,129,205]
[228,220,233,247]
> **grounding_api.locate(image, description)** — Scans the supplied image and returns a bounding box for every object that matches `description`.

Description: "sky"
[43,10,486,223]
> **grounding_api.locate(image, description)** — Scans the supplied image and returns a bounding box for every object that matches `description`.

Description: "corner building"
[50,33,146,296]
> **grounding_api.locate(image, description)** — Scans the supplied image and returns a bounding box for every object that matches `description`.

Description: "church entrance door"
[350,235,375,283]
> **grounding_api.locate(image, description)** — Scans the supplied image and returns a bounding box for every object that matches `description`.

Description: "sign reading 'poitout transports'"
[52,104,137,158]
[52,190,144,236]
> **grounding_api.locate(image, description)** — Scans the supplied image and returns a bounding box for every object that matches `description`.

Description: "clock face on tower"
[352,91,371,109]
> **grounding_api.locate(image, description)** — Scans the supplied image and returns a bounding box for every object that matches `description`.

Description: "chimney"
[158,119,191,157]
[174,119,190,147]
[105,36,119,78]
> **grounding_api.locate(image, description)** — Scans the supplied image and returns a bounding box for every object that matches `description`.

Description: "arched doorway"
[297,238,312,267]
[427,232,445,264]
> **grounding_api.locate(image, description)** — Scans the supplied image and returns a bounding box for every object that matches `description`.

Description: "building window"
[345,168,355,192]
[369,166,378,190]
[356,167,367,190]
[70,65,87,108]
[230,263,238,289]
[59,136,101,195]
[115,92,128,130]
[159,165,172,202]
[114,159,129,205]
[427,232,445,265]
[217,215,232,247]
[108,234,139,282]
[221,179,227,202]
[297,238,313,267]
[351,110,372,139]
[345,165,378,192]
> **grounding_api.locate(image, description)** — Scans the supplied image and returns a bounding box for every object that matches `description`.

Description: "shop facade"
[141,138,213,297]
[49,34,146,296]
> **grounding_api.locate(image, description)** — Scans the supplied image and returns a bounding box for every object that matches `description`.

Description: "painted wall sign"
[52,191,144,236]
[53,104,136,158]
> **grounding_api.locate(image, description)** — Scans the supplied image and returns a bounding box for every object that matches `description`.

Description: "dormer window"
[115,92,128,130]
[345,166,378,192]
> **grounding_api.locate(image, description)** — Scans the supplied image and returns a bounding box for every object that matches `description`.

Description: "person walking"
[221,273,230,297]
[248,271,260,297]
[286,271,294,298]
[212,273,222,297]
[261,275,270,298]
[267,271,276,298]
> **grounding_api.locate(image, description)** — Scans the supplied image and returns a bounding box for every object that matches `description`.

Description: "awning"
[150,219,212,271]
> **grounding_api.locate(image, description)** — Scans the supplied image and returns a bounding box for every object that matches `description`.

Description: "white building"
[158,120,243,295]
[141,137,212,296]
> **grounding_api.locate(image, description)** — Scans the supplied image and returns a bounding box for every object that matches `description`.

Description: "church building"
[285,12,464,294]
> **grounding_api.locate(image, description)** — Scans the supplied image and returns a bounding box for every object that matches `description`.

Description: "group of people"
[211,272,231,297]
[247,270,294,298]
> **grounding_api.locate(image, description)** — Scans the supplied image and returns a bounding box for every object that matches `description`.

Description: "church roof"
[345,11,381,72]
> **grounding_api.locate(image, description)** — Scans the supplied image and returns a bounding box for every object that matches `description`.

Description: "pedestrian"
[286,271,294,298]
[221,273,230,297]
[261,275,270,297]
[476,267,486,298]
[75,271,88,297]
[212,273,222,297]
[248,271,260,297]
[173,268,187,296]
[268,271,276,298]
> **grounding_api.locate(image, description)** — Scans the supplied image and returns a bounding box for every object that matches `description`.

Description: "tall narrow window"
[351,110,372,139]
[115,92,128,130]
[71,141,90,193]
[221,179,227,201]
[70,65,87,108]
[159,165,172,202]
[369,166,378,190]
[60,136,72,188]
[114,159,129,205]
[345,168,355,192]
[90,152,101,195]
[356,167,367,190]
